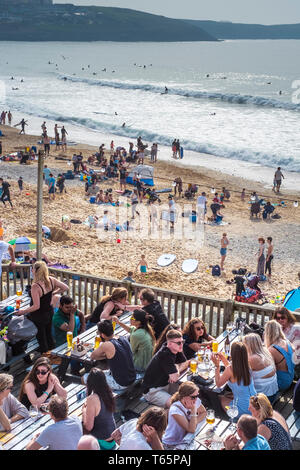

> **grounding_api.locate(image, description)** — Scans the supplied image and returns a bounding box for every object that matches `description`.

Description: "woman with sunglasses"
[0,373,29,432]
[19,357,67,409]
[272,307,300,379]
[112,309,155,372]
[182,318,214,360]
[249,393,292,450]
[264,320,295,392]
[162,381,206,450]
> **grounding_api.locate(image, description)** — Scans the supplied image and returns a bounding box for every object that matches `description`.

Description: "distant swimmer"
[112,70,115,73]
[12,87,19,91]
[210,112,216,116]
[165,87,168,94]
[102,68,106,72]
[93,72,97,75]
[267,82,272,85]
[279,90,282,95]
[122,123,126,128]
[82,67,85,70]
[88,65,90,68]
[115,112,118,115]
[206,74,210,77]
[63,77,67,81]
[10,77,14,80]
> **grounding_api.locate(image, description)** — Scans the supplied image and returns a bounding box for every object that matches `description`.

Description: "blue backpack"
[212,265,221,276]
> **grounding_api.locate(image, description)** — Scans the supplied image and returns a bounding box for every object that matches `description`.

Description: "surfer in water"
[122,122,126,128]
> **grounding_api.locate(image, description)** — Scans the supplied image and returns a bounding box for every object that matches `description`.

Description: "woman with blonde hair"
[249,393,292,450]
[162,381,206,449]
[243,334,278,404]
[211,342,256,418]
[264,320,295,391]
[0,373,29,432]
[16,261,68,353]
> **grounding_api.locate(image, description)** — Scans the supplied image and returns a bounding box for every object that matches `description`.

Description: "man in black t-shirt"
[139,288,170,339]
[142,329,189,408]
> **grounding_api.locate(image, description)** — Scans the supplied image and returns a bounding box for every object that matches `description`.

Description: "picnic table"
[0,292,39,372]
[51,311,132,383]
[0,382,86,450]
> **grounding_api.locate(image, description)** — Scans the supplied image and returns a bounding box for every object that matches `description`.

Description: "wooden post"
[36,151,44,261]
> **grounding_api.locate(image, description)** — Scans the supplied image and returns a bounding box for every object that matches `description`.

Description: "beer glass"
[16,287,22,296]
[29,405,39,420]
[112,320,116,331]
[212,341,218,354]
[94,334,101,349]
[67,331,73,349]
[190,359,197,375]
[206,409,215,426]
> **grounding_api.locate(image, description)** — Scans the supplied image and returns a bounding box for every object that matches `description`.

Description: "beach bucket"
[90,196,96,204]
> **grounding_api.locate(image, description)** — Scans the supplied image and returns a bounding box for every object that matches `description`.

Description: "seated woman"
[110,406,167,450]
[162,381,206,450]
[0,373,29,432]
[182,318,214,360]
[264,320,295,392]
[82,368,116,446]
[112,310,155,372]
[87,287,138,326]
[19,357,67,409]
[249,393,293,450]
[211,342,256,418]
[272,307,300,379]
[153,323,182,355]
[243,333,278,404]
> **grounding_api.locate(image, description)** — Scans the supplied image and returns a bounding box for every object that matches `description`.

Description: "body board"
[157,254,176,267]
[181,258,198,274]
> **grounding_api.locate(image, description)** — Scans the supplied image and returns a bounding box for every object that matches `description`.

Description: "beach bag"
[212,265,221,277]
[7,316,37,346]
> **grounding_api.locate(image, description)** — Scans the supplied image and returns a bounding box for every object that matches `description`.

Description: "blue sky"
[54,0,300,24]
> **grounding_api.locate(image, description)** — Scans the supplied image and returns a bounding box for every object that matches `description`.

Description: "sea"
[1,39,300,190]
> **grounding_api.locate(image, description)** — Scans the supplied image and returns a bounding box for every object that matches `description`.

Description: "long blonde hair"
[250,393,273,421]
[33,261,51,289]
[243,333,274,367]
[264,320,286,348]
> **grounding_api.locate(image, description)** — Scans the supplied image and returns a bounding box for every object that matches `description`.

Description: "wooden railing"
[2,264,296,337]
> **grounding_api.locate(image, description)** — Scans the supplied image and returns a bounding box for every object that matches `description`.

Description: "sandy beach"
[0,125,299,304]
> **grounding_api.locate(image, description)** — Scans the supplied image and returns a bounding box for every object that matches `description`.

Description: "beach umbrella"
[8,236,37,251]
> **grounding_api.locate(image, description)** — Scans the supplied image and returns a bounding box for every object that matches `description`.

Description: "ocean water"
[1,39,300,189]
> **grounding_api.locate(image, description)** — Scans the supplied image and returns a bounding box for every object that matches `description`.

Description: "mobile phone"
[76,389,87,402]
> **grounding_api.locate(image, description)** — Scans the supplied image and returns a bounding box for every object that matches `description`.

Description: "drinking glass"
[67,331,73,349]
[190,359,197,375]
[226,322,234,334]
[29,405,39,420]
[16,287,22,296]
[212,341,218,354]
[206,409,215,426]
[226,400,239,432]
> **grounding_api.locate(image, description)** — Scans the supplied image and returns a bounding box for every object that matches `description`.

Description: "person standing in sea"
[256,237,266,277]
[273,167,284,193]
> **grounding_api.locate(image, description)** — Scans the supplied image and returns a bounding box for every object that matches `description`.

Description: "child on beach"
[18,176,23,193]
[220,233,229,271]
[136,254,149,278]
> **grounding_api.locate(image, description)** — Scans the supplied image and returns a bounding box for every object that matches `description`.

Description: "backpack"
[212,265,221,277]
[6,316,37,346]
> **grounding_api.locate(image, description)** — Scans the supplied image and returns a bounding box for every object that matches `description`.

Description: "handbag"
[7,316,38,345]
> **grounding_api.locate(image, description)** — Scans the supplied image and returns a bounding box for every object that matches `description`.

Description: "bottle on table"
[224,333,230,359]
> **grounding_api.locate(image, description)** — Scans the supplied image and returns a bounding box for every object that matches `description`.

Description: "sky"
[54,0,300,24]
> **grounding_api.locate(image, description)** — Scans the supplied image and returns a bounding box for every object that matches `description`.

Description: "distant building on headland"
[0,0,53,5]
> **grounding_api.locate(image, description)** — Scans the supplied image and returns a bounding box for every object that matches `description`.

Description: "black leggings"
[32,317,55,353]
[265,255,273,275]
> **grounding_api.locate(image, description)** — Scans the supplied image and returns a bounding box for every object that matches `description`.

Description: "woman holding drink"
[15,261,68,353]
[211,342,256,418]
[182,318,215,360]
[162,382,206,450]
[19,357,67,410]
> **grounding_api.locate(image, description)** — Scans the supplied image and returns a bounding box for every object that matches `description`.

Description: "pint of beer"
[212,341,218,354]
[190,359,197,374]
[112,321,116,331]
[67,331,73,349]
[206,409,215,425]
[94,334,101,349]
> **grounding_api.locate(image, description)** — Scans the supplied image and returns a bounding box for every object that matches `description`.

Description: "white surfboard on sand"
[157,254,176,267]
[181,259,198,274]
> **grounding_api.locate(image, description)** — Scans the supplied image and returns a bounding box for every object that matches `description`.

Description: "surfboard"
[157,254,176,267]
[181,259,198,274]
[180,147,184,159]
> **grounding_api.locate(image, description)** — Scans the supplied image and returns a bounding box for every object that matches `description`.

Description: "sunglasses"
[195,326,204,331]
[171,340,184,345]
[36,369,49,376]
[275,316,286,320]
[189,394,198,400]
[6,386,13,391]
[130,316,137,321]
